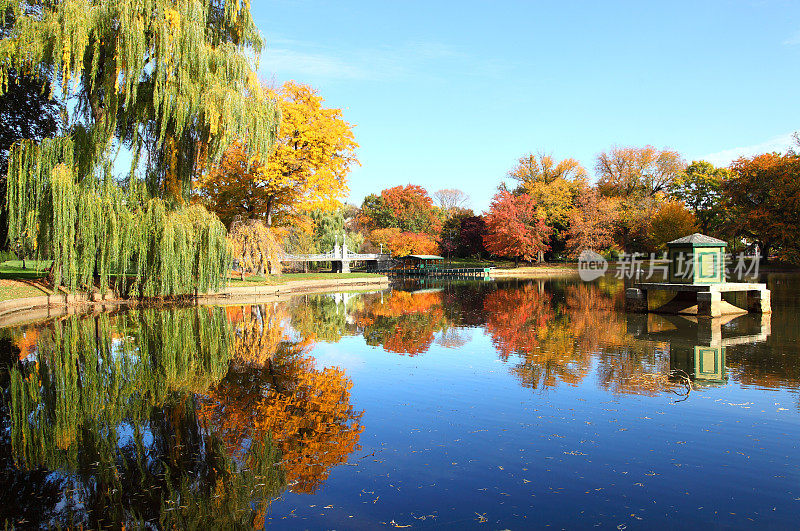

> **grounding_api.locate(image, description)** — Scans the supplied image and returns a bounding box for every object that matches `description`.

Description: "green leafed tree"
[0,0,280,295]
[668,160,729,235]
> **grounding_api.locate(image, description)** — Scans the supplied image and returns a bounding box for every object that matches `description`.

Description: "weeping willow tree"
[228,217,284,278]
[0,0,280,295]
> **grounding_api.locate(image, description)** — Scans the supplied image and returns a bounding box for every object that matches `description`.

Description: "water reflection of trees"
[205,304,364,494]
[0,304,364,528]
[481,281,680,394]
[352,290,451,355]
[1,308,281,528]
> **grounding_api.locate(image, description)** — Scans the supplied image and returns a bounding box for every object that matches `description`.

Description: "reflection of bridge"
[282,235,392,273]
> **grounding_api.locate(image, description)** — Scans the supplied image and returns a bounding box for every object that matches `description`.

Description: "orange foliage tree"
[727,153,800,260]
[646,201,698,251]
[483,190,552,264]
[198,81,358,228]
[565,187,619,257]
[387,231,438,257]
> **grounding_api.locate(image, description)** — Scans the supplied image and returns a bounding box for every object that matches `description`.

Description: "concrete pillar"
[747,289,771,314]
[341,260,351,273]
[697,291,722,318]
[625,288,648,313]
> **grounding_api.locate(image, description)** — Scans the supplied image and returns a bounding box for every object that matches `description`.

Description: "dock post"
[625,288,648,313]
[747,288,771,314]
[697,291,722,318]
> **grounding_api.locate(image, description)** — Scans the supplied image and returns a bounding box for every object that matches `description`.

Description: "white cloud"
[260,36,468,82]
[263,48,376,80]
[784,30,800,46]
[700,132,795,166]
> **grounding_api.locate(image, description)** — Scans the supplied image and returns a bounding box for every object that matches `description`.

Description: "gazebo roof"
[668,233,727,247]
[406,254,444,260]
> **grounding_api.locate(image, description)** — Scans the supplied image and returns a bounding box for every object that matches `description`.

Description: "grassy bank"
[0,279,52,301]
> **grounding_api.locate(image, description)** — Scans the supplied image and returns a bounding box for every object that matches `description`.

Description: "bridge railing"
[281,252,390,262]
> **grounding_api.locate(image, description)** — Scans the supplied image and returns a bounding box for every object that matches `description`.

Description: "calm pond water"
[1,274,799,529]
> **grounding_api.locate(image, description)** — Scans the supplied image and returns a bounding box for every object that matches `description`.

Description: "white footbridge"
[282,235,392,273]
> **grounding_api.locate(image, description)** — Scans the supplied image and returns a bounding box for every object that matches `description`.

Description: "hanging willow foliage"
[7,137,230,295]
[0,0,280,295]
[0,0,279,191]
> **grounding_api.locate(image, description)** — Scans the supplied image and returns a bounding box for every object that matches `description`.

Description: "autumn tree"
[483,191,553,265]
[359,185,442,235]
[596,145,686,198]
[508,152,587,255]
[440,208,474,259]
[387,231,439,257]
[509,152,587,187]
[726,153,800,260]
[646,201,698,251]
[669,160,730,235]
[199,81,358,227]
[457,216,487,258]
[228,218,284,278]
[2,1,275,295]
[565,188,619,257]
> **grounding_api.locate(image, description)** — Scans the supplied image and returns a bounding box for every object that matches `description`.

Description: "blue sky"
[252,0,800,212]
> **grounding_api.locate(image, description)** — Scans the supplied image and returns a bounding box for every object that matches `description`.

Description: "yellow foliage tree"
[508,152,588,252]
[647,200,698,251]
[198,81,358,228]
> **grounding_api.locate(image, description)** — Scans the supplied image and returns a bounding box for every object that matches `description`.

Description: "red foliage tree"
[458,215,487,257]
[483,191,552,263]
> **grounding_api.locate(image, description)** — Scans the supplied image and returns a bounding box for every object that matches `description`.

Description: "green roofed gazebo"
[399,255,445,270]
[667,233,727,284]
[625,232,771,318]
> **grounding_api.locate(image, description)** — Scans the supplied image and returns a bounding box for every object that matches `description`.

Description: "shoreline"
[0,275,390,328]
[491,266,579,278]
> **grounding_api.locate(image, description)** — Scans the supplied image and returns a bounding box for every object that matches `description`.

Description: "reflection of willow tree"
[290,295,350,342]
[1,308,284,529]
[353,290,451,355]
[202,304,364,495]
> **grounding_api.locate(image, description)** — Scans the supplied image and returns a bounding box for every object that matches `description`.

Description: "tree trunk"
[265,197,273,227]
